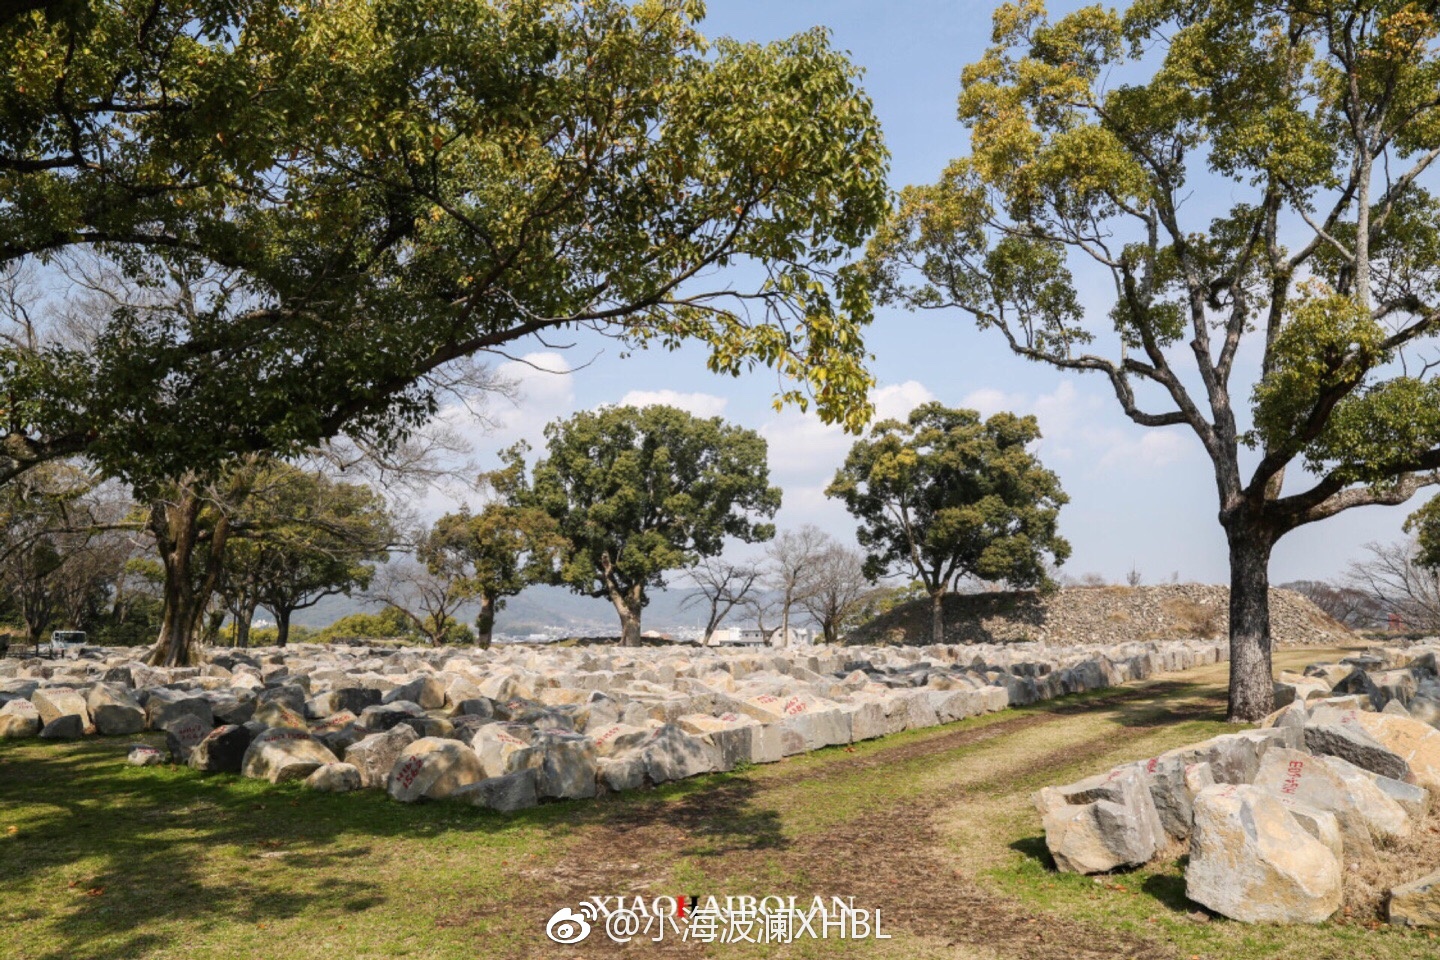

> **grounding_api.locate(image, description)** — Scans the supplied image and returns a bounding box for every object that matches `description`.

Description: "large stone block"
[84,684,144,735]
[472,722,539,778]
[344,724,420,788]
[534,731,598,800]
[457,768,540,812]
[145,692,212,732]
[1034,766,1163,874]
[1185,785,1342,924]
[638,724,721,784]
[387,737,484,802]
[241,727,339,784]
[189,724,253,773]
[0,699,40,738]
[32,687,90,729]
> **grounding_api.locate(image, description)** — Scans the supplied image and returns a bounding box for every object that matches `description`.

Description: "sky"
[421,0,1420,588]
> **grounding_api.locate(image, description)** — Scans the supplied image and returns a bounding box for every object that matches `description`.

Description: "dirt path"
[467,651,1359,960]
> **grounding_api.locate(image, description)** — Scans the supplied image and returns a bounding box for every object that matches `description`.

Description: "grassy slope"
[3,645,1437,960]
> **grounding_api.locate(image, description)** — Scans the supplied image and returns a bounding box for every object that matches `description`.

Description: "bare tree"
[680,559,761,644]
[1344,540,1440,633]
[1283,579,1384,631]
[798,542,874,644]
[367,539,473,646]
[760,525,830,646]
[1126,566,1143,588]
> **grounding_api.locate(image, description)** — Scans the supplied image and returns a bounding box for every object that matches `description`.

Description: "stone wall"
[847,584,1354,647]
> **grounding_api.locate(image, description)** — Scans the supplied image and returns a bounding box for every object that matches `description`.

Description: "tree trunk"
[233,599,257,648]
[610,584,643,646]
[146,489,231,667]
[931,586,946,643]
[1226,527,1276,722]
[275,606,292,647]
[476,593,495,649]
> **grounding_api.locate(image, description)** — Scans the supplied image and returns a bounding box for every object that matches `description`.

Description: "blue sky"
[427,0,1419,587]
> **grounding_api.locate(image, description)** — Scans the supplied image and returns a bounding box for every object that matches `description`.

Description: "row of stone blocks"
[1,638,1231,813]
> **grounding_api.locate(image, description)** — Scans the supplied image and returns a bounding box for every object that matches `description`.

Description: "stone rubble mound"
[1035,643,1440,927]
[1,637,1228,813]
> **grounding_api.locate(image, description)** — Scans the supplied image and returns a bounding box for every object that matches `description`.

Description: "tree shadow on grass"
[1020,680,1230,730]
[0,736,781,960]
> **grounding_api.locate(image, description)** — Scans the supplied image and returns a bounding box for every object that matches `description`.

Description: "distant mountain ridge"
[282,583,734,636]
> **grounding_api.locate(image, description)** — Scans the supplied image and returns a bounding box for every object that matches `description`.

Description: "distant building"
[708,625,815,647]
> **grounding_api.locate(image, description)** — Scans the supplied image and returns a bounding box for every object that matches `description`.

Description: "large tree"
[1,0,888,491]
[428,501,564,648]
[868,0,1440,720]
[511,404,780,645]
[827,403,1070,644]
[228,465,394,647]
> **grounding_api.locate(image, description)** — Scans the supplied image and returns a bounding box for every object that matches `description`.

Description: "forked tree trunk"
[1226,527,1277,722]
[147,491,231,667]
[476,593,496,649]
[275,607,293,647]
[610,584,644,647]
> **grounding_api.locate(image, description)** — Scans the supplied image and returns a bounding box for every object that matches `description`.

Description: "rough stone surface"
[241,728,339,784]
[86,684,146,735]
[305,763,363,793]
[1034,766,1164,874]
[344,724,421,789]
[127,743,163,766]
[0,699,40,738]
[39,713,85,739]
[387,737,485,802]
[189,724,253,773]
[32,688,90,729]
[457,768,540,812]
[1185,784,1343,924]
[1389,868,1440,928]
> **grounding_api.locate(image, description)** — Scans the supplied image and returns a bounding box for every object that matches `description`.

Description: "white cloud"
[958,386,1024,419]
[760,379,935,478]
[616,389,729,418]
[873,380,937,420]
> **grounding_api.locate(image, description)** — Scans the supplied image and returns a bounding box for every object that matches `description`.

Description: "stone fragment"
[1389,868,1440,928]
[127,743,163,766]
[305,763,363,793]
